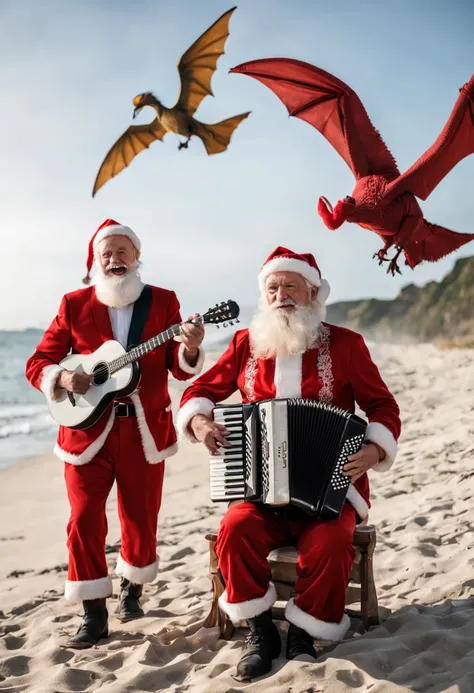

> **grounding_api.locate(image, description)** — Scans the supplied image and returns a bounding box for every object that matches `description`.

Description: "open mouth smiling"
[108,266,127,276]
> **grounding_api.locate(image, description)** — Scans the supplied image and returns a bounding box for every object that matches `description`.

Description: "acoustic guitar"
[48,299,239,430]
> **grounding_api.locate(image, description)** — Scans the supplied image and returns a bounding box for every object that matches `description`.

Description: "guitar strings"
[86,311,231,381]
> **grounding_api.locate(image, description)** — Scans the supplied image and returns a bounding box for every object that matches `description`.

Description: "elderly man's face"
[96,235,139,276]
[264,271,317,309]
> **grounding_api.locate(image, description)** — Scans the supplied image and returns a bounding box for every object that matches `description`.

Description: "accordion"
[209,398,367,520]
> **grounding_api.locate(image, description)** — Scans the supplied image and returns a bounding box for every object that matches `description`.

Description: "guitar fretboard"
[108,324,182,375]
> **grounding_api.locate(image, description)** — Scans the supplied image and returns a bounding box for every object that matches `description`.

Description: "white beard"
[93,262,144,308]
[249,297,326,359]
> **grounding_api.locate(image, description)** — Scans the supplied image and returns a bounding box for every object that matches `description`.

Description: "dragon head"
[317,196,356,230]
[132,92,159,118]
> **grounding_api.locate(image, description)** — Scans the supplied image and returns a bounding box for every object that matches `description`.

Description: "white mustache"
[272,299,296,309]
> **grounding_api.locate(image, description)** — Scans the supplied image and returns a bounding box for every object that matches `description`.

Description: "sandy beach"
[1,343,474,693]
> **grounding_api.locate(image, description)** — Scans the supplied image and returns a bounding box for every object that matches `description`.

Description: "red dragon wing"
[231,57,399,181]
[385,74,474,202]
[403,221,474,269]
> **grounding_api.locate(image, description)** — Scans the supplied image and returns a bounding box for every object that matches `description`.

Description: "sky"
[0,0,473,330]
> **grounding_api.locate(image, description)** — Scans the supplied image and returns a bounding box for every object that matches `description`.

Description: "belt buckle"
[115,402,127,417]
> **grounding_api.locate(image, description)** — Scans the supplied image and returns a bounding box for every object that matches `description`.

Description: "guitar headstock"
[201,300,240,328]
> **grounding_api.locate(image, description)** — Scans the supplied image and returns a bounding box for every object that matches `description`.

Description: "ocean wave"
[0,404,56,439]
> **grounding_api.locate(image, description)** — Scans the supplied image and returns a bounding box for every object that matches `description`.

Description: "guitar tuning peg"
[223,321,228,327]
[236,318,240,323]
[216,324,220,329]
[229,321,233,326]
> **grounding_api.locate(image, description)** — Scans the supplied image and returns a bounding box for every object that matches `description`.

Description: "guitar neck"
[108,323,183,374]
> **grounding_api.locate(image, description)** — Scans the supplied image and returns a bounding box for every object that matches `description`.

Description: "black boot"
[235,610,281,682]
[286,623,318,661]
[63,599,108,649]
[117,578,144,622]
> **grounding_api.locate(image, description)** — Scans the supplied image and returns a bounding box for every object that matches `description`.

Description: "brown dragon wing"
[174,7,236,116]
[231,57,400,181]
[384,74,474,202]
[92,119,166,197]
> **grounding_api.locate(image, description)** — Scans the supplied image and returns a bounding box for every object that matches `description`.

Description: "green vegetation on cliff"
[326,256,474,344]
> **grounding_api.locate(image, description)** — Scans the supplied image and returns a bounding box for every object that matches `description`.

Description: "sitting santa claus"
[176,246,401,681]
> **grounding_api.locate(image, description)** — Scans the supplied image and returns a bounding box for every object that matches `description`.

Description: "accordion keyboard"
[209,406,246,501]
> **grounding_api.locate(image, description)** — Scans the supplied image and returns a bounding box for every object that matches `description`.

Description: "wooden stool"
[203,525,379,640]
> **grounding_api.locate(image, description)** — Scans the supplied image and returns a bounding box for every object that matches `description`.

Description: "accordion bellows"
[210,398,367,520]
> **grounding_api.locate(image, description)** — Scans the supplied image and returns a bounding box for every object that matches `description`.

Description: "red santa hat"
[258,246,331,305]
[83,219,141,285]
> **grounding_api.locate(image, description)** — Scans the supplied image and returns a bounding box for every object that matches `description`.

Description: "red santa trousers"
[63,416,165,601]
[215,501,356,641]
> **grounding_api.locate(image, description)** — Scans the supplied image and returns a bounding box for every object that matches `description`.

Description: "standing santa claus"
[176,246,401,681]
[26,219,205,649]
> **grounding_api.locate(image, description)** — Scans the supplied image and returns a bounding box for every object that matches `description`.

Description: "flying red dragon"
[231,58,474,275]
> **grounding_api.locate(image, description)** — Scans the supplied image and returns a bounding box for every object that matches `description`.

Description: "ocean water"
[0,330,58,469]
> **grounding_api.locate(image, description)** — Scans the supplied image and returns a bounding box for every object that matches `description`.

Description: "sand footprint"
[413,515,429,526]
[91,651,126,672]
[0,654,31,677]
[50,648,74,665]
[10,599,45,616]
[2,634,26,651]
[208,662,231,678]
[416,543,438,558]
[159,561,186,573]
[169,547,196,561]
[336,668,366,688]
[52,613,74,623]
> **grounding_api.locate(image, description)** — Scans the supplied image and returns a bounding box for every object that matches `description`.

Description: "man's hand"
[181,314,205,366]
[190,414,231,455]
[344,443,383,483]
[58,370,93,395]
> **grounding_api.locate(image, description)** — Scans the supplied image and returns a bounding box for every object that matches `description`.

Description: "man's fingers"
[347,450,364,462]
[205,431,230,452]
[73,373,93,385]
[344,460,364,472]
[215,423,229,435]
[215,431,232,447]
[344,466,358,475]
[346,471,363,483]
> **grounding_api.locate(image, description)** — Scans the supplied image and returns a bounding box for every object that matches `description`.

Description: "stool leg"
[203,539,235,640]
[203,570,221,629]
[360,536,379,629]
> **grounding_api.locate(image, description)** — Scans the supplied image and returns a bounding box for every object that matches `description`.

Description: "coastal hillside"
[326,256,474,344]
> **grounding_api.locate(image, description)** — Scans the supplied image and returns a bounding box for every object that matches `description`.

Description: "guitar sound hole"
[92,361,110,385]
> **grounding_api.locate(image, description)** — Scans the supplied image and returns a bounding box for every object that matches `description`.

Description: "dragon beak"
[320,196,333,214]
[133,107,142,119]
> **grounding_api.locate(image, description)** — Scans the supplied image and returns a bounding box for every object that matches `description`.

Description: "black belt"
[114,402,136,417]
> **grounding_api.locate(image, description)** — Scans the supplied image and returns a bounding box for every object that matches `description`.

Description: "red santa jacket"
[176,323,401,519]
[26,285,204,466]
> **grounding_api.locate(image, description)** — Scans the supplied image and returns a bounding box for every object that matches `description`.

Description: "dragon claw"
[386,258,402,276]
[373,249,389,266]
[374,246,403,275]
